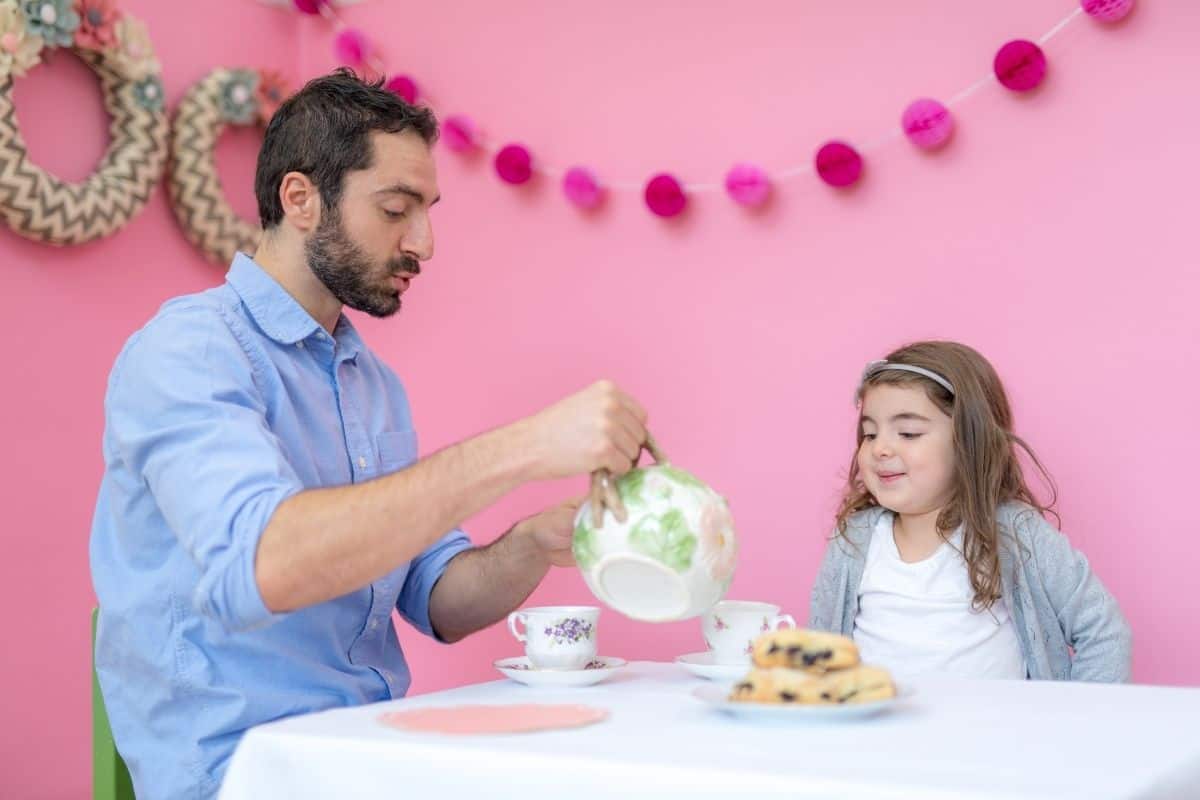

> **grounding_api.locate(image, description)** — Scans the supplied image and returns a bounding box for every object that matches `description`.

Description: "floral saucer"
[494,656,626,687]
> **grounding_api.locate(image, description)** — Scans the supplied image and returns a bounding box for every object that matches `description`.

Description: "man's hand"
[515,381,648,482]
[515,497,584,568]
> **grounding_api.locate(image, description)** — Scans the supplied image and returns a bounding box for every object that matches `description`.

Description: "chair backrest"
[92,608,136,800]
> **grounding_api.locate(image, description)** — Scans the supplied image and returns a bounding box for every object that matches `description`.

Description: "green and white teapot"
[572,450,738,623]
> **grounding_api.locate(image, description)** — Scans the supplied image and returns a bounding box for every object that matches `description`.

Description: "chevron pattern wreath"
[0,1,168,246]
[168,67,288,265]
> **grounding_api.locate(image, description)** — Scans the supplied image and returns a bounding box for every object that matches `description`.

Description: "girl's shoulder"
[997,501,1078,568]
[831,505,890,556]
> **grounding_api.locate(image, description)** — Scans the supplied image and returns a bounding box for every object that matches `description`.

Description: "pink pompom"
[902,98,954,150]
[495,144,533,185]
[563,167,603,209]
[815,141,863,187]
[1081,0,1134,22]
[994,40,1046,92]
[334,28,370,66]
[292,0,325,14]
[644,174,687,217]
[441,116,478,153]
[724,164,771,207]
[385,75,419,104]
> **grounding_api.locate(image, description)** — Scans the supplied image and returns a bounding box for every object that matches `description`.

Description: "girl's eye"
[899,433,923,440]
[862,433,877,441]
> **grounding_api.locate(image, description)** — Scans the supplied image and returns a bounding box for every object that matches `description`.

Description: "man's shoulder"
[111,285,249,384]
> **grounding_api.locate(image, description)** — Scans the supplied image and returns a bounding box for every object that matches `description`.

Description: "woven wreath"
[0,0,168,245]
[168,67,286,265]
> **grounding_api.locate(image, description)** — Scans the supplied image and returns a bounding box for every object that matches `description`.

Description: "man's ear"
[278,171,321,233]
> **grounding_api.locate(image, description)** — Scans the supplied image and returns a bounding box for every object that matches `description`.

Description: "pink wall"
[3,1,1197,796]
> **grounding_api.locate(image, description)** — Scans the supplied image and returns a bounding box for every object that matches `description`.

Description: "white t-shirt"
[852,512,1027,681]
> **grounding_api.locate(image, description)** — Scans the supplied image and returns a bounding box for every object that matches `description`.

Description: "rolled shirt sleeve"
[396,528,473,638]
[107,305,302,632]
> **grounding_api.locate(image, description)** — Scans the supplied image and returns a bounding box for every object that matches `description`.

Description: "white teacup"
[702,600,795,664]
[506,606,600,670]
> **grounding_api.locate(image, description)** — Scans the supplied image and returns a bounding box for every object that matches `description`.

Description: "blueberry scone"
[730,665,895,705]
[728,668,777,702]
[808,665,896,704]
[751,628,860,673]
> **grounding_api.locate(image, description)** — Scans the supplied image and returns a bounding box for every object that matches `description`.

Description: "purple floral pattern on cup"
[713,615,730,631]
[543,617,594,646]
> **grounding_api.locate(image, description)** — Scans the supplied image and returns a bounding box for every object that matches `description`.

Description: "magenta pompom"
[644,174,687,217]
[385,75,419,104]
[724,164,771,207]
[441,116,478,153]
[815,141,863,187]
[563,167,603,209]
[1081,0,1134,22]
[994,40,1047,92]
[292,0,325,15]
[334,28,370,66]
[495,144,533,185]
[901,98,954,150]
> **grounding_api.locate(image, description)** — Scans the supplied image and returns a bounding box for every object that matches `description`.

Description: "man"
[89,69,650,799]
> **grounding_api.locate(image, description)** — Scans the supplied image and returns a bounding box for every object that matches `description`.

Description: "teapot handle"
[589,432,668,528]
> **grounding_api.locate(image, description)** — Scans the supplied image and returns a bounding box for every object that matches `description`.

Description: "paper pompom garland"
[302,2,1134,220]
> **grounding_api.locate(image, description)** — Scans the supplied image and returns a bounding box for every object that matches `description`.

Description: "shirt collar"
[227,253,322,345]
[226,253,365,361]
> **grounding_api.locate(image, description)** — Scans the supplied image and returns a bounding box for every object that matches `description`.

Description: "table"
[219,662,1200,799]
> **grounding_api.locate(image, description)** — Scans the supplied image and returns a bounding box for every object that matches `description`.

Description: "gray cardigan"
[808,503,1133,682]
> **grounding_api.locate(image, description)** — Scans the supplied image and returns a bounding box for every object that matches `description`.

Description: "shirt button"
[296,341,305,349]
[357,456,368,469]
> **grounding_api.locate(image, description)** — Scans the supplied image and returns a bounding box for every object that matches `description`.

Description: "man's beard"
[305,208,419,318]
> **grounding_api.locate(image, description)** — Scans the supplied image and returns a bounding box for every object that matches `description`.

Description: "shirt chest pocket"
[376,430,418,474]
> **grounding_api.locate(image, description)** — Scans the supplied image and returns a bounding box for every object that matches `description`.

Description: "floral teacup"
[506,606,600,670]
[702,600,795,664]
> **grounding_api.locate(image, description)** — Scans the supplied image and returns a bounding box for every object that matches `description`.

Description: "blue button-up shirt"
[90,254,472,799]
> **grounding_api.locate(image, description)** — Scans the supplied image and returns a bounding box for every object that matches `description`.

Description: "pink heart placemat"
[379,703,608,735]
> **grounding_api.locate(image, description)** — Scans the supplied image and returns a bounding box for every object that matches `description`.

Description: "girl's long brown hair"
[835,341,1058,610]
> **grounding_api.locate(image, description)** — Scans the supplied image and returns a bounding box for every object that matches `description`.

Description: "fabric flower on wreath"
[73,0,120,52]
[20,0,78,48]
[0,1,44,78]
[254,68,288,125]
[132,73,163,112]
[219,69,260,125]
[106,13,158,79]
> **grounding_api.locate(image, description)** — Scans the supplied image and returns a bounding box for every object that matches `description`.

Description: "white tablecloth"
[219,662,1200,799]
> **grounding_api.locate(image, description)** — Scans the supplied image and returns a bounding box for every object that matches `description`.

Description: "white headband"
[856,359,955,404]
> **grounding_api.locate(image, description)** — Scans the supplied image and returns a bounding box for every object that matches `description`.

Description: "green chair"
[92,608,135,800]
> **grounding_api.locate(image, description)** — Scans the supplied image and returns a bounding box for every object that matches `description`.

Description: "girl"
[809,341,1131,681]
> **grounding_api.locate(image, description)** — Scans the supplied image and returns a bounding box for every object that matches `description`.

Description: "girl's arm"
[1028,515,1133,682]
[808,535,848,632]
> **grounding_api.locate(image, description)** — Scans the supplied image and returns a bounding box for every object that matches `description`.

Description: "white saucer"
[692,684,905,721]
[494,656,626,687]
[675,651,750,682]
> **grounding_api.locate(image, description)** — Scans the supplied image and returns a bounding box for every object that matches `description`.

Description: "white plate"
[691,684,904,721]
[675,651,750,682]
[494,656,626,687]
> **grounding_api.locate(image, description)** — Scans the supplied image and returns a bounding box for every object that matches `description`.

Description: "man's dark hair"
[254,68,439,229]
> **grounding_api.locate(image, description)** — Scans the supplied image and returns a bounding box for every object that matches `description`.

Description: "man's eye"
[383,209,405,219]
